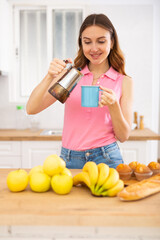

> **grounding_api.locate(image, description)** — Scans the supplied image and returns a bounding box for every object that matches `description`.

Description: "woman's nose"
[90,43,98,52]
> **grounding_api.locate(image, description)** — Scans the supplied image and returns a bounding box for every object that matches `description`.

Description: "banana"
[101,179,124,197]
[98,168,119,193]
[73,171,91,188]
[83,161,98,193]
[94,163,110,192]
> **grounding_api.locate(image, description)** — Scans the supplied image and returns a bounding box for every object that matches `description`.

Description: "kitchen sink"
[40,129,62,136]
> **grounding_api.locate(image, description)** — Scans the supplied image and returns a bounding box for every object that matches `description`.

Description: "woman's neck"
[88,60,110,75]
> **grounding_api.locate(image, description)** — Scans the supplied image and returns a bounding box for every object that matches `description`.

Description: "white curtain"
[20,10,47,97]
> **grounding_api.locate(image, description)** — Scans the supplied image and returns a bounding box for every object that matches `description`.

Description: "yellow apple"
[28,165,44,179]
[61,167,72,177]
[7,169,29,192]
[29,172,51,193]
[51,169,73,195]
[43,154,66,177]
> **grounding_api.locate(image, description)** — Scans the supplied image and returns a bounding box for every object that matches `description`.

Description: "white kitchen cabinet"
[118,141,150,165]
[0,139,155,169]
[21,141,62,168]
[0,141,21,168]
[0,140,62,169]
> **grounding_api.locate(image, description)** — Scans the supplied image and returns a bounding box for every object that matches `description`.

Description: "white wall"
[0,0,160,158]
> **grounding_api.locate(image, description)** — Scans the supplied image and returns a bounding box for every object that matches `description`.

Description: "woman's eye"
[83,40,106,45]
[84,42,91,45]
[99,41,105,44]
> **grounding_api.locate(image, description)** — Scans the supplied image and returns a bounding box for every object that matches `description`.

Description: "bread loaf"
[118,173,160,201]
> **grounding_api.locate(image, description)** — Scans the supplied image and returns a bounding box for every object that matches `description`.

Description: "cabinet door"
[21,141,62,168]
[118,141,149,165]
[0,141,21,168]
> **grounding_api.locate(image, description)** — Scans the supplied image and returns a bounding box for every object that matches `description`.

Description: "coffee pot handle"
[63,60,81,72]
[63,59,72,71]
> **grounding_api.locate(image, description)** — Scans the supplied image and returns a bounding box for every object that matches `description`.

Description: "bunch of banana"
[73,162,124,197]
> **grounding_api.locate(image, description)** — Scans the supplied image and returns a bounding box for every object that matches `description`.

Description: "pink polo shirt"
[62,65,124,151]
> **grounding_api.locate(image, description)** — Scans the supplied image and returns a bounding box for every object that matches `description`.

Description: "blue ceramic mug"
[81,86,102,107]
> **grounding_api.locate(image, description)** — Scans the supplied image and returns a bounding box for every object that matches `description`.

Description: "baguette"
[118,173,160,201]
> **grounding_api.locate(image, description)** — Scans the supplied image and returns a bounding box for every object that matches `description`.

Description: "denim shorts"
[60,142,123,169]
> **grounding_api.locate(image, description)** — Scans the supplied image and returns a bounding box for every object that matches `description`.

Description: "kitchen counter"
[0,129,62,141]
[0,128,160,141]
[0,169,160,239]
[0,169,160,227]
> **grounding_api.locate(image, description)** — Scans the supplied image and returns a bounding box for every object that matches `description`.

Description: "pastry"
[129,161,139,171]
[116,164,132,180]
[129,161,139,176]
[148,162,160,175]
[118,173,160,201]
[134,163,152,181]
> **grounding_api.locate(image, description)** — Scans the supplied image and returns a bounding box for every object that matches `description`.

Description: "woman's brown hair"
[74,13,127,75]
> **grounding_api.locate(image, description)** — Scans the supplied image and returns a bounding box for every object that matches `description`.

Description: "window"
[10,5,83,102]
[20,9,47,97]
[52,10,82,59]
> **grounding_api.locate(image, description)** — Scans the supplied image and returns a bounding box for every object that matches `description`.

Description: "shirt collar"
[81,65,118,81]
[81,65,90,75]
[104,67,118,81]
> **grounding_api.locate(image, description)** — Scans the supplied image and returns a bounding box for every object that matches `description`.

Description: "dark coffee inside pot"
[48,62,83,104]
[48,83,69,103]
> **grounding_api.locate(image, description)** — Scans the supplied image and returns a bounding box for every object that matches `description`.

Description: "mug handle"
[98,88,103,104]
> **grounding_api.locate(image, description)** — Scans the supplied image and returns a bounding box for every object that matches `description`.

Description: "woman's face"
[81,25,113,65]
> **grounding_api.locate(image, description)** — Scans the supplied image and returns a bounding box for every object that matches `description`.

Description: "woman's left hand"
[99,86,118,107]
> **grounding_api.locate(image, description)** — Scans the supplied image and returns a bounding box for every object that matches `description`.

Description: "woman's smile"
[90,53,102,60]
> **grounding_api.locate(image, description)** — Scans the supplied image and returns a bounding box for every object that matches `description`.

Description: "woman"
[26,13,133,169]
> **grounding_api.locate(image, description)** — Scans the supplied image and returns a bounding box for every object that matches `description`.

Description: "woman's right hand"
[27,58,72,114]
[48,58,72,79]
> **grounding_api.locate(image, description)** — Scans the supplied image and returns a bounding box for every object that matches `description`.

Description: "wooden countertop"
[0,128,160,141]
[0,169,160,227]
[0,129,62,141]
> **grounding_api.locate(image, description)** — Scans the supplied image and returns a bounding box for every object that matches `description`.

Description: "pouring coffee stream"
[48,60,83,103]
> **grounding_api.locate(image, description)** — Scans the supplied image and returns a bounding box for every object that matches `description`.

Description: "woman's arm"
[26,59,69,115]
[99,76,133,142]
